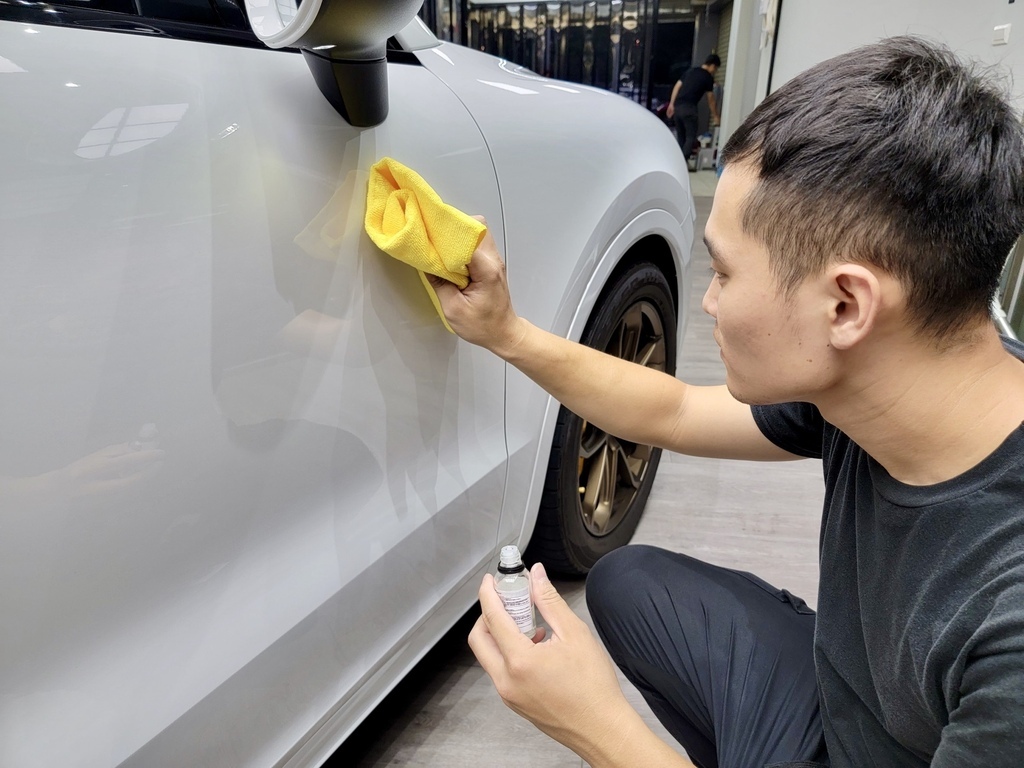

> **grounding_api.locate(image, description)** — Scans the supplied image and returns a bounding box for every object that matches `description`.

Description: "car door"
[0,13,505,767]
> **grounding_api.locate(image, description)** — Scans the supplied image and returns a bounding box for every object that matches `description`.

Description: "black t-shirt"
[674,67,715,110]
[751,337,1024,767]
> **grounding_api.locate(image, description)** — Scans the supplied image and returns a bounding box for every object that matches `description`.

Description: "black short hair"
[720,36,1024,341]
[704,54,722,67]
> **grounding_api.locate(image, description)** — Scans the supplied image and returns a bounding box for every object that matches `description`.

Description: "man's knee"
[586,544,667,625]
[586,546,753,645]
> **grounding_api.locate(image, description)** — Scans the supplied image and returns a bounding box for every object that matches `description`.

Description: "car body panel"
[0,22,505,767]
[0,15,694,768]
[416,42,694,551]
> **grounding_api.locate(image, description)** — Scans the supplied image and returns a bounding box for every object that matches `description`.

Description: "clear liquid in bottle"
[494,545,536,637]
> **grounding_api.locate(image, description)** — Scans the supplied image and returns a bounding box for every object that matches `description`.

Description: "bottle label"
[497,584,536,635]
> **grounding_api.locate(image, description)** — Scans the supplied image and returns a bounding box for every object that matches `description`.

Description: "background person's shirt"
[673,67,715,113]
[751,337,1024,768]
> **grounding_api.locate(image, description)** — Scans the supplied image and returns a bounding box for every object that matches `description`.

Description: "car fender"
[412,43,696,555]
[409,46,704,552]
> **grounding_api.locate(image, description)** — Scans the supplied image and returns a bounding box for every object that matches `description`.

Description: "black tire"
[525,261,678,576]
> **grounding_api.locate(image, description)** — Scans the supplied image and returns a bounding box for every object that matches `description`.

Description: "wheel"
[526,261,677,576]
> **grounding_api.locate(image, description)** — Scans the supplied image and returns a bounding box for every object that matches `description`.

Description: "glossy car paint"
[0,16,693,768]
[416,43,694,551]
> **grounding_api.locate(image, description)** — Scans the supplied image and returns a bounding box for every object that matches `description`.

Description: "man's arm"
[931,585,1024,767]
[502,318,789,459]
[706,91,720,125]
[667,80,682,118]
[429,227,795,461]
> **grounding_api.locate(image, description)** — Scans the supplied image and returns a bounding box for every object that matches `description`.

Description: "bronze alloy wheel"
[526,260,678,576]
[577,300,666,536]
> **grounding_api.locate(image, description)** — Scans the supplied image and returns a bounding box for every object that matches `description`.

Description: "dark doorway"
[650,21,695,107]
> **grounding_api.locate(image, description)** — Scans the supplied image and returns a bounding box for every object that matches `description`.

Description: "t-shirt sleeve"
[751,402,825,459]
[931,581,1024,767]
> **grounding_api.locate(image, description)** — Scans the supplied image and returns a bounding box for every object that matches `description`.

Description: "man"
[667,53,721,169]
[429,37,1024,767]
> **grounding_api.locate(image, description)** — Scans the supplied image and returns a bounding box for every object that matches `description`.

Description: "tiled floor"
[329,189,826,767]
[687,168,721,198]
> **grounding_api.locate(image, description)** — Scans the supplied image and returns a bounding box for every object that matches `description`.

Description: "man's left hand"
[468,562,633,753]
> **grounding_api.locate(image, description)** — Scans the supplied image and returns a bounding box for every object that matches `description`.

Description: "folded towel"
[364,157,487,332]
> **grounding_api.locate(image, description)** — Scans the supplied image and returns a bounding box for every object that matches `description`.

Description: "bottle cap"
[499,545,523,569]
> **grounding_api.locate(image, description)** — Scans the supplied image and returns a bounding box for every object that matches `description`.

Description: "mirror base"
[302,51,388,128]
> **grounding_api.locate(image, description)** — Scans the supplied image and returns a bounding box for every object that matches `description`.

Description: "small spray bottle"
[494,545,536,637]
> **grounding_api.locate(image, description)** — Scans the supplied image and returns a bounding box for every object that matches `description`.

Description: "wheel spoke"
[609,439,638,488]
[617,306,642,364]
[581,446,609,523]
[635,337,663,368]
[623,441,652,462]
[579,427,608,459]
[591,499,612,532]
[592,442,619,532]
[620,452,647,489]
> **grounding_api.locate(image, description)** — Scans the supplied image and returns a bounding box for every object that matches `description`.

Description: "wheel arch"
[510,207,693,555]
[565,208,691,362]
[588,233,679,335]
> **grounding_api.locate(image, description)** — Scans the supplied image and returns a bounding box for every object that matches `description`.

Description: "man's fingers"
[466,230,504,283]
[426,274,468,330]
[478,574,534,652]
[528,562,577,637]
[467,614,507,681]
[426,272,456,292]
[427,273,461,303]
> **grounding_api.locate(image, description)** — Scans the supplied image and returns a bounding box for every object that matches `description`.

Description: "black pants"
[673,109,700,162]
[586,545,829,768]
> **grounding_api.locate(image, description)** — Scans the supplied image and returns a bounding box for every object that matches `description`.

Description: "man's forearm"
[495,317,689,450]
[574,703,696,768]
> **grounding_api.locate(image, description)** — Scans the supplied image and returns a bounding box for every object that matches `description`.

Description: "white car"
[0,0,695,765]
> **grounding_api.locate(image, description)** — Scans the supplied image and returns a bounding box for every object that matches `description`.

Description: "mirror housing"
[243,0,423,127]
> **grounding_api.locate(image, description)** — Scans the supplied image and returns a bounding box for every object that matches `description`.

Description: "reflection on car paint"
[75,104,189,159]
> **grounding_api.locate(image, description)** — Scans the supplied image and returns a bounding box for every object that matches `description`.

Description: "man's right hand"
[427,217,527,359]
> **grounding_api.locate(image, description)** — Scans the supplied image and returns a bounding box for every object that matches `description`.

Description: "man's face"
[701,164,833,404]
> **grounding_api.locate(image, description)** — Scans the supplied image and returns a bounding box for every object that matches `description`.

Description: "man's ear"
[825,264,883,350]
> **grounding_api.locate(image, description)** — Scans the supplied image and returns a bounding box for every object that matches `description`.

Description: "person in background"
[667,53,721,170]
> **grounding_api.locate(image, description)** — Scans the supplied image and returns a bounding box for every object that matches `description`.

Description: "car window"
[1,0,425,54]
[51,0,237,26]
[136,0,234,27]
[0,0,263,44]
[51,0,138,15]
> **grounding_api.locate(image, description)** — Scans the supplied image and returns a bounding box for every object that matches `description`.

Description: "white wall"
[771,0,1024,103]
[720,0,772,148]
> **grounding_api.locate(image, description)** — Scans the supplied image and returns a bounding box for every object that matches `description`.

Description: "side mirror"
[242,0,423,127]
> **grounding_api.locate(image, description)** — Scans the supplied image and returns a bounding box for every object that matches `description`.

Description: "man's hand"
[426,218,527,358]
[469,562,638,757]
[469,563,698,766]
[667,103,676,119]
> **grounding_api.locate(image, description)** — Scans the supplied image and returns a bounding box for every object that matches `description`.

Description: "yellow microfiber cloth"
[364,157,487,332]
